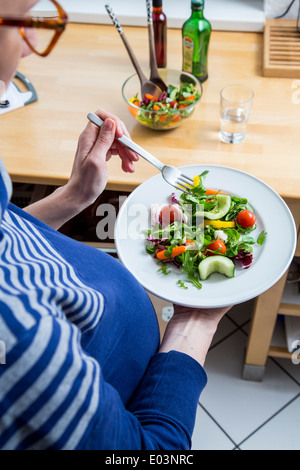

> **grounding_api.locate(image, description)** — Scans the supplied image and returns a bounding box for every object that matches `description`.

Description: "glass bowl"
[122,69,202,131]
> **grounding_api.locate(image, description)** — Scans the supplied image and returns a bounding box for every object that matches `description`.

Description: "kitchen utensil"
[87,112,194,192]
[264,18,300,78]
[122,68,202,130]
[146,0,167,92]
[0,100,9,109]
[105,3,163,98]
[0,72,37,115]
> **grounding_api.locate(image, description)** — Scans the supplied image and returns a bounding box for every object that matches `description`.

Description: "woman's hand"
[172,304,231,333]
[66,109,139,211]
[159,304,232,366]
[24,109,139,229]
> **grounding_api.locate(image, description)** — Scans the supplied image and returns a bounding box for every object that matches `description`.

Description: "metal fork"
[87,112,194,193]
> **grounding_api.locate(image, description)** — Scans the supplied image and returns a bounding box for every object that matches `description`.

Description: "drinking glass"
[219,85,254,144]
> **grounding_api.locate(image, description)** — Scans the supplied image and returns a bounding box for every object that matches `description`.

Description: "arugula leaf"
[157,262,171,275]
[237,242,253,253]
[181,251,202,290]
[235,221,257,235]
[257,230,267,245]
[223,230,255,258]
[224,228,241,244]
[164,245,175,258]
[181,193,201,205]
[224,198,251,221]
[177,280,188,289]
[146,243,156,254]
[242,236,255,244]
[142,229,152,236]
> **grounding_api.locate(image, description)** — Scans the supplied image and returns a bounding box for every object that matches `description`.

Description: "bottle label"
[182,36,194,73]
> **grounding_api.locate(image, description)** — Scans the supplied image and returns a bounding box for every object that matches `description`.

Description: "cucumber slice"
[204,194,231,220]
[169,86,179,100]
[198,255,235,280]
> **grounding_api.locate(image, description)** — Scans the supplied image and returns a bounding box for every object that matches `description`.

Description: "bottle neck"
[191,1,204,16]
[153,0,163,9]
[153,6,163,13]
[191,8,204,18]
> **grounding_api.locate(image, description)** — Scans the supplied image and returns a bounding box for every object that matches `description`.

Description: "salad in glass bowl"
[144,171,267,291]
[122,69,202,130]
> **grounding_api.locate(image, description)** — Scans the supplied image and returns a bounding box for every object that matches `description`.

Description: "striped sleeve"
[0,315,100,450]
[0,309,207,450]
[1,209,104,334]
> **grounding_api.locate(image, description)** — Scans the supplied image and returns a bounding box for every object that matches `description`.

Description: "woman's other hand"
[159,304,232,366]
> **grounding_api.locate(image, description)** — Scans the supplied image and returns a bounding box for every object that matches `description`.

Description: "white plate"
[114,165,297,308]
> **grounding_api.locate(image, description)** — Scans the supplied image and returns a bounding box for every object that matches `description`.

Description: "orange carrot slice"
[145,94,157,101]
[156,246,187,260]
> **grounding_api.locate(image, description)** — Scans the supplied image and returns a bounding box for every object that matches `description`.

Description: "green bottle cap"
[192,0,204,7]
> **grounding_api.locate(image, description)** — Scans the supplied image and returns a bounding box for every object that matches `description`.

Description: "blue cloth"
[0,158,207,450]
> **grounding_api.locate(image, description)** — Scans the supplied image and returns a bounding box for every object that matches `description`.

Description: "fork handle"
[87,113,164,171]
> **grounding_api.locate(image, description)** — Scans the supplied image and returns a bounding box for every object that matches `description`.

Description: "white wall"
[264,0,299,18]
[33,0,266,32]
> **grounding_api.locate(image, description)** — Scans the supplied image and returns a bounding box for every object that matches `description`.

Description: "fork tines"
[176,173,194,192]
[178,174,194,185]
[173,185,190,193]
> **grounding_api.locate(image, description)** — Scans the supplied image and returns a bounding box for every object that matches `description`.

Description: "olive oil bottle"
[182,0,211,82]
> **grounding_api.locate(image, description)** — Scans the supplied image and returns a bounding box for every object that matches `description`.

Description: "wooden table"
[1,24,300,379]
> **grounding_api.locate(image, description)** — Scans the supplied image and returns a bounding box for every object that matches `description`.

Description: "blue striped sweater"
[0,157,207,450]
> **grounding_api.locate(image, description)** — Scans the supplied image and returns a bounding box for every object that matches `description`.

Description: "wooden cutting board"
[264,18,300,78]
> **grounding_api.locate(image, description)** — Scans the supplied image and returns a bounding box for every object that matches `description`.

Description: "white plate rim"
[114,164,297,308]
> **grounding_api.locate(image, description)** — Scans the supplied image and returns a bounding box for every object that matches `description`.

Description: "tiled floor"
[149,294,300,451]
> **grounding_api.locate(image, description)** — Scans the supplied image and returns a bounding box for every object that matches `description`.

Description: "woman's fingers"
[92,109,139,172]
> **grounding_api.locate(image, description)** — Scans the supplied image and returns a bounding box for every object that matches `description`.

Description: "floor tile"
[146,291,172,339]
[227,299,255,326]
[191,405,235,450]
[146,291,300,450]
[240,395,300,450]
[200,330,300,444]
[272,357,300,385]
[242,316,300,385]
[210,315,237,347]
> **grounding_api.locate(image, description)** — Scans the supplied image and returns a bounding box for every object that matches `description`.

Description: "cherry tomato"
[205,240,227,256]
[159,205,181,227]
[236,210,256,228]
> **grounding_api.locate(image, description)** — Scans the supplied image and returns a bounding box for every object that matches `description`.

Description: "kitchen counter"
[2,24,300,200]
[1,24,300,380]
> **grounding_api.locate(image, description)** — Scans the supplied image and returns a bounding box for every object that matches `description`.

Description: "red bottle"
[152,0,167,68]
